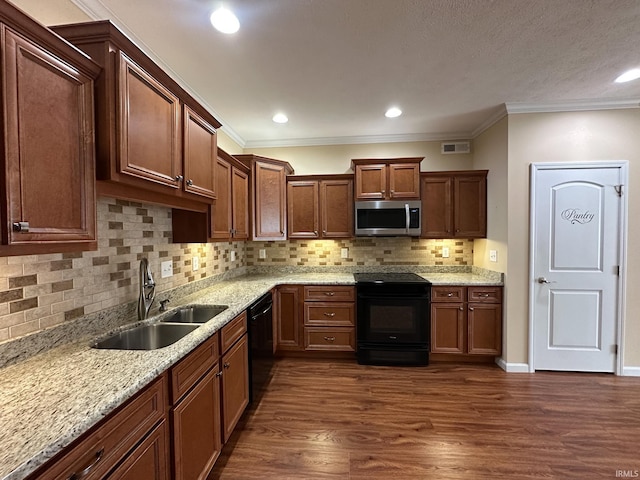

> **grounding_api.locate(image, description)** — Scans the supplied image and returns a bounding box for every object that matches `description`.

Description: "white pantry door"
[531,164,624,372]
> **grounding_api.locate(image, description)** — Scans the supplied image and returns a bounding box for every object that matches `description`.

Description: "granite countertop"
[0,269,501,480]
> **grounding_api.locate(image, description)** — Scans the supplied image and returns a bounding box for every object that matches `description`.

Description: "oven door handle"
[405,203,410,234]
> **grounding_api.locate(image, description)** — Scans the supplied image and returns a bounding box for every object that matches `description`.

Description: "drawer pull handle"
[324,336,335,342]
[68,447,104,480]
[479,293,490,297]
[447,292,454,297]
[324,292,335,296]
[324,312,336,317]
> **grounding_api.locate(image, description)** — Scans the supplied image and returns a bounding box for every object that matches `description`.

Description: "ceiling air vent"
[441,141,471,154]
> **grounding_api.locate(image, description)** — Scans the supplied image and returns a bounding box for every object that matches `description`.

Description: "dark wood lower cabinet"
[275,285,304,352]
[109,420,169,480]
[171,368,222,480]
[221,333,249,442]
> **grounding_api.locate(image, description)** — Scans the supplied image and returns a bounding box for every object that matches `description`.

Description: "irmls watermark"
[616,470,639,478]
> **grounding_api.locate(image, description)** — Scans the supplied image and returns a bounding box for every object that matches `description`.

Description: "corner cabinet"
[236,154,294,241]
[0,4,101,256]
[351,157,422,200]
[287,175,353,239]
[421,170,488,238]
[52,21,221,212]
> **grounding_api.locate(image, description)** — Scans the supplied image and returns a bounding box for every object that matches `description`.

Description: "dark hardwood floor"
[209,358,640,479]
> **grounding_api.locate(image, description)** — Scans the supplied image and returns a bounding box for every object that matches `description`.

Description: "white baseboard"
[622,366,640,377]
[495,357,530,373]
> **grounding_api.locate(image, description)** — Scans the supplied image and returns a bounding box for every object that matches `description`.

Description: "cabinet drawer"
[31,375,167,480]
[221,311,247,353]
[468,286,502,303]
[431,286,465,302]
[170,333,219,404]
[304,327,355,352]
[304,303,354,326]
[303,285,355,302]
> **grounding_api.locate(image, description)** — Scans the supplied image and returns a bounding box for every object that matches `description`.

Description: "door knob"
[537,277,552,284]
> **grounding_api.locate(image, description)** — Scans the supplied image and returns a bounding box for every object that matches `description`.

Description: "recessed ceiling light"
[385,107,402,118]
[210,7,239,34]
[273,113,288,124]
[614,68,640,83]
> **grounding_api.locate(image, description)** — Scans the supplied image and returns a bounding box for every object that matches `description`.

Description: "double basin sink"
[93,305,228,350]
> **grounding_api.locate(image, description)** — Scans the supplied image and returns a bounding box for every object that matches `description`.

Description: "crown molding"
[471,104,508,138]
[505,98,640,114]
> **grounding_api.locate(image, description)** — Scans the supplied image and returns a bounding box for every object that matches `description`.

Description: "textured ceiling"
[38,0,640,146]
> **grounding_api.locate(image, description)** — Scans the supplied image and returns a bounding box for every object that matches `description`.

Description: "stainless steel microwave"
[355,200,421,236]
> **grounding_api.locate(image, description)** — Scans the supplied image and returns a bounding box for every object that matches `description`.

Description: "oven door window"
[358,296,428,344]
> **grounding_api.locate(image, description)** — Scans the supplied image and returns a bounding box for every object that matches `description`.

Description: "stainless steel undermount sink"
[160,305,228,324]
[93,323,200,350]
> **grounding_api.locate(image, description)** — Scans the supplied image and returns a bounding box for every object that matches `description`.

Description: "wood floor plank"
[208,359,640,479]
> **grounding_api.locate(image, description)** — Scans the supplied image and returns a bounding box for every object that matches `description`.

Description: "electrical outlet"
[231,250,236,261]
[490,250,498,262]
[192,256,199,271]
[160,260,173,278]
[341,248,349,259]
[442,247,450,258]
[259,249,266,259]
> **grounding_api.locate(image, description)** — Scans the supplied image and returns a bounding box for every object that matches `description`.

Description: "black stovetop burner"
[353,272,431,284]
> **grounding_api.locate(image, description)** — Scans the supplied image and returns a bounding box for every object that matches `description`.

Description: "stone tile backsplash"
[0,197,473,343]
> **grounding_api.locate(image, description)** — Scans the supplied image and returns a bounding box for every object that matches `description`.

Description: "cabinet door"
[421,176,452,238]
[354,164,386,199]
[454,174,487,237]
[430,303,465,354]
[183,105,217,199]
[2,26,96,246]
[172,367,222,480]
[467,303,502,355]
[210,157,232,240]
[117,52,181,188]
[275,285,303,352]
[254,161,287,239]
[320,179,353,238]
[231,166,249,240]
[221,334,249,443]
[389,163,420,199]
[287,181,319,238]
[108,420,169,480]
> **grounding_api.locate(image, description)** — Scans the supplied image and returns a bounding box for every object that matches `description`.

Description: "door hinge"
[614,185,623,197]
[614,344,619,355]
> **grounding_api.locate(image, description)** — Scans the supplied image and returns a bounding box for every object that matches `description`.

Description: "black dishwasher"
[247,291,274,404]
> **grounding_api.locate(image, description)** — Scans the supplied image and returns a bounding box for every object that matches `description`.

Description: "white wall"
[242,141,473,174]
[506,109,640,369]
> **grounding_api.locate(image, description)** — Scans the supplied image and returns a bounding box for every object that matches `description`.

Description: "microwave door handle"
[405,203,410,234]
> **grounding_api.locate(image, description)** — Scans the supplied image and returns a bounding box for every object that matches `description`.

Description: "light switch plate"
[231,251,236,261]
[161,260,173,278]
[442,247,450,258]
[490,250,498,262]
[341,248,349,259]
[259,249,266,259]
[192,256,199,271]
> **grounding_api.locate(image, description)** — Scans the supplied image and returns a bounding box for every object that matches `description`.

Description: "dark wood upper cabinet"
[351,158,422,200]
[52,21,221,212]
[0,3,101,256]
[287,175,353,239]
[235,155,294,241]
[421,170,487,238]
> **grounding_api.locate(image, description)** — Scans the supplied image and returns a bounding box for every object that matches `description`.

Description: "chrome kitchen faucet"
[138,258,156,320]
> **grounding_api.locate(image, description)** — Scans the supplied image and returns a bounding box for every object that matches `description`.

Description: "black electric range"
[354,272,431,366]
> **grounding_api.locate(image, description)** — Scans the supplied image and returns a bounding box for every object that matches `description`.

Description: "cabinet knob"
[186,179,194,186]
[215,371,223,377]
[175,175,184,181]
[323,312,336,317]
[447,292,453,297]
[223,362,230,369]
[322,230,326,235]
[314,231,318,236]
[459,306,464,311]
[469,307,474,311]
[323,336,336,342]
[12,221,29,233]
